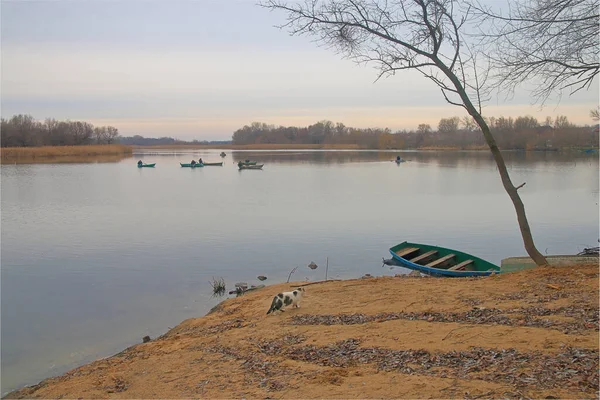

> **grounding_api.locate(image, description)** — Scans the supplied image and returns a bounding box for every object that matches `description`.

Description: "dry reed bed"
[134,143,363,150]
[1,145,132,161]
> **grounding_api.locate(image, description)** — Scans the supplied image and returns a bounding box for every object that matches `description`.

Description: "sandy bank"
[6,264,598,399]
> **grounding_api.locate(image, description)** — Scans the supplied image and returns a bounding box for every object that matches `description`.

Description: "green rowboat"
[239,164,264,170]
[389,241,500,277]
[180,163,204,168]
[137,163,156,168]
[203,162,223,166]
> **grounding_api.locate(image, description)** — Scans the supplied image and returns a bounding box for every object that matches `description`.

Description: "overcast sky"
[1,0,598,140]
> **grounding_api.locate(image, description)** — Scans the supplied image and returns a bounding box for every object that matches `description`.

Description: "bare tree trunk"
[474,118,549,266]
[432,62,549,266]
[439,66,548,266]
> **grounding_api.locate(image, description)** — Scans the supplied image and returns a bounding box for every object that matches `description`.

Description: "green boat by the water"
[137,163,156,168]
[203,162,223,166]
[388,241,500,277]
[180,163,204,168]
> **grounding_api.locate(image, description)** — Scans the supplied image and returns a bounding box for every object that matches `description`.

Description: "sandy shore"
[6,263,598,399]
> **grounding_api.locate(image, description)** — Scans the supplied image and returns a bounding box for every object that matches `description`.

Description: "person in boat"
[396,155,403,162]
[137,160,143,166]
[191,160,197,166]
[198,158,203,164]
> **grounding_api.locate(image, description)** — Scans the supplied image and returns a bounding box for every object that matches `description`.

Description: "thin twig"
[294,279,342,287]
[287,266,298,283]
[441,326,471,341]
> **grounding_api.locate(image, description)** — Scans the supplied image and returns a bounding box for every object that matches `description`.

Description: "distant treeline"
[1,114,120,148]
[232,117,599,150]
[119,135,232,146]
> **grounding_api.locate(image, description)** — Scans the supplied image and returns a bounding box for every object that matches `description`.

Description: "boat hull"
[203,162,223,166]
[238,161,257,166]
[180,163,204,168]
[239,164,264,170]
[137,163,156,168]
[389,241,500,277]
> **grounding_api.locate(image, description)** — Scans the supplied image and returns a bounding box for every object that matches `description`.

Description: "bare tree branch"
[472,0,599,103]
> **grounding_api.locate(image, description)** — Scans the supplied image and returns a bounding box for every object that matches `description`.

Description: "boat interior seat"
[409,250,438,264]
[425,253,456,268]
[448,259,474,271]
[395,247,419,258]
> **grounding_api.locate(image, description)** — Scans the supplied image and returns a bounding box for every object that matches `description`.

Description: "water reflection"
[1,149,598,394]
[223,149,599,168]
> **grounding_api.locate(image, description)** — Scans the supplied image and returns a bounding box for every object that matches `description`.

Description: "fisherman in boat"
[198,158,203,165]
[191,160,197,166]
[137,160,143,167]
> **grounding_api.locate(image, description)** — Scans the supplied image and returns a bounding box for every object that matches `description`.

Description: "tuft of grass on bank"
[1,145,133,162]
[210,277,227,297]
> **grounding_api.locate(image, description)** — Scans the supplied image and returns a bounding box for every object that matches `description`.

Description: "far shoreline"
[1,143,596,165]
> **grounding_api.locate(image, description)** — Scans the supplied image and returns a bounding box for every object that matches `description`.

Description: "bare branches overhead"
[473,0,599,103]
[263,0,484,111]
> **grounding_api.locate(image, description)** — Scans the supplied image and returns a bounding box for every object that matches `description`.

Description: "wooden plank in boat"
[425,254,456,268]
[448,259,474,271]
[409,250,438,263]
[395,247,419,258]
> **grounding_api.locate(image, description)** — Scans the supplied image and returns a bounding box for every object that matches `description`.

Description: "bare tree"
[94,127,108,144]
[474,0,599,103]
[105,126,120,144]
[461,116,477,131]
[263,0,549,266]
[591,107,600,122]
[417,123,432,134]
[438,116,461,133]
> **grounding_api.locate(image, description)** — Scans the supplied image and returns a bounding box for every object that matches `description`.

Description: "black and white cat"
[266,287,305,315]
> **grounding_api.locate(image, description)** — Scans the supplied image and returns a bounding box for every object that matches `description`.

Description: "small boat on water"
[203,162,223,166]
[137,163,156,168]
[220,152,227,157]
[239,164,264,170]
[180,162,204,168]
[388,241,500,277]
[394,156,406,164]
[238,160,257,166]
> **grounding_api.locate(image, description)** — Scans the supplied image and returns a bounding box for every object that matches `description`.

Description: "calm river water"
[1,149,598,393]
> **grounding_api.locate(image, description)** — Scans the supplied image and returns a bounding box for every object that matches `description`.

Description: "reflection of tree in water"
[230,150,595,169]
